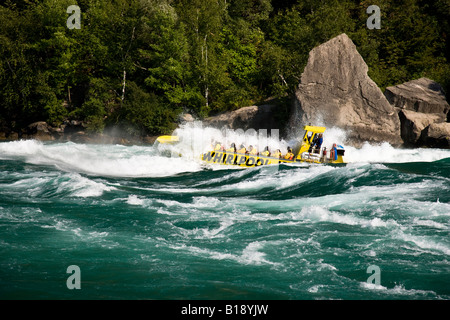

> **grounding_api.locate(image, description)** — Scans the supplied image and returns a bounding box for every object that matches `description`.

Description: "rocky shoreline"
[1,33,449,149]
[0,120,158,145]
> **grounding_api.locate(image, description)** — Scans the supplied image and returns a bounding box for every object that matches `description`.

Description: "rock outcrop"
[384,78,450,115]
[385,78,450,148]
[420,122,450,148]
[204,104,279,131]
[178,113,195,124]
[0,120,157,145]
[398,110,444,146]
[290,33,402,146]
[22,121,55,141]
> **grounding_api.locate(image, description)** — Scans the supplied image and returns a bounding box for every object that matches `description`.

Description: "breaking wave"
[1,123,449,299]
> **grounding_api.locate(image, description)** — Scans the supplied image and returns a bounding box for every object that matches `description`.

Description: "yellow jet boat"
[156,126,345,168]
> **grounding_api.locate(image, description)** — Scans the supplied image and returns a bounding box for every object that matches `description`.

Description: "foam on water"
[1,125,450,300]
[169,240,280,266]
[0,140,202,177]
[392,230,450,256]
[345,142,450,163]
[360,282,439,298]
[126,194,146,206]
[1,168,114,198]
[1,124,450,179]
[58,173,116,197]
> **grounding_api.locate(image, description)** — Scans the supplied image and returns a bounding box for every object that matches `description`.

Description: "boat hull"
[201,151,342,167]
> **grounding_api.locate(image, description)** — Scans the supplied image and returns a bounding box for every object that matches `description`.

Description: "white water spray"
[1,123,449,177]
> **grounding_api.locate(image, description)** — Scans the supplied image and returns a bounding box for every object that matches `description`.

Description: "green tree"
[137,2,200,109]
[1,0,448,139]
[351,0,448,92]
[114,81,177,135]
[174,0,229,116]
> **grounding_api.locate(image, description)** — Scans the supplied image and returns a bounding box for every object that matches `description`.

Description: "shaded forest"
[1,0,449,137]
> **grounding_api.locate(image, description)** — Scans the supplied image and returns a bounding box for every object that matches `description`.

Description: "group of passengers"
[210,132,336,162]
[211,140,295,160]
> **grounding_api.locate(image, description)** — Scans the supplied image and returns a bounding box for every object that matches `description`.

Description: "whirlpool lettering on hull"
[202,151,276,167]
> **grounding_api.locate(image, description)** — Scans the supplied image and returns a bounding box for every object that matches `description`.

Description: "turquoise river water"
[1,125,449,300]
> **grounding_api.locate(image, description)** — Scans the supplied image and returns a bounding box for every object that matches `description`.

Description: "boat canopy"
[297,125,326,156]
[303,126,326,134]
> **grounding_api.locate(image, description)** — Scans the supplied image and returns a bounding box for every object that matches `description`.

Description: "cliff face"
[384,78,450,147]
[290,33,402,146]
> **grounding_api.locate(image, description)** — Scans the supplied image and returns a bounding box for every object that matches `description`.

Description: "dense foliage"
[1,0,449,135]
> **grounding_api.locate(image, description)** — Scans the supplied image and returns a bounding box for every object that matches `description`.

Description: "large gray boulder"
[385,78,450,148]
[420,122,450,148]
[398,109,445,146]
[290,33,402,146]
[384,78,450,115]
[204,104,279,131]
[22,121,55,141]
